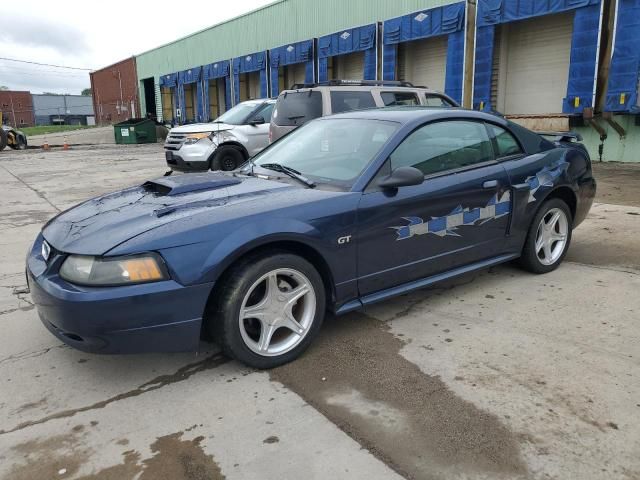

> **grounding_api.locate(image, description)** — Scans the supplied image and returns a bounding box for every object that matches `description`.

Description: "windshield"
[252,118,399,187]
[215,102,262,125]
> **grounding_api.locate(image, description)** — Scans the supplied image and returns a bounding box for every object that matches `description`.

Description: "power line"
[1,68,90,78]
[1,64,90,75]
[0,57,93,71]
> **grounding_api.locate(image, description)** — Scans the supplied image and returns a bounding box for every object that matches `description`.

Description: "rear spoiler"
[537,131,583,143]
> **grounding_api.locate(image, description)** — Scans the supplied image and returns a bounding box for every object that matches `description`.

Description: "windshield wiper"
[259,163,316,188]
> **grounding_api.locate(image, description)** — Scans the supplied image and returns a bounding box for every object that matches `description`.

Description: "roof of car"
[241,98,276,105]
[325,106,509,125]
[280,85,444,95]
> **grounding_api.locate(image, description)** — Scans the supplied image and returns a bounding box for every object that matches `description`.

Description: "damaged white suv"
[164,99,275,172]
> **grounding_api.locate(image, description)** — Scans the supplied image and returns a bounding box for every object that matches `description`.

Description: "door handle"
[482,180,499,189]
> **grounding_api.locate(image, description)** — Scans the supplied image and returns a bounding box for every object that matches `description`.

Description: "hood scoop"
[142,173,242,196]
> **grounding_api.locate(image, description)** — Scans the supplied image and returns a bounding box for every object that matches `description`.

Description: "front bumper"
[27,235,215,354]
[164,139,215,172]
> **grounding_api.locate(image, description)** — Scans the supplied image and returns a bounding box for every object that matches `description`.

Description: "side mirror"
[249,116,265,126]
[378,166,424,189]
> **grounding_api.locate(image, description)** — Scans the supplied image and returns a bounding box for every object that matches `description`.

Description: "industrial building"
[89,57,140,125]
[32,94,95,126]
[89,0,640,162]
[0,90,34,127]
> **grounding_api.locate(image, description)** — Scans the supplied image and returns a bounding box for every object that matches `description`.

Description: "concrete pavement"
[0,145,638,480]
[26,127,118,147]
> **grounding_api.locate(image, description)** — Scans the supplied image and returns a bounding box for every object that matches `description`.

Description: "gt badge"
[337,235,352,245]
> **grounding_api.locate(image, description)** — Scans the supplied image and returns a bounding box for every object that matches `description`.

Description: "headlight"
[59,253,169,286]
[183,132,212,144]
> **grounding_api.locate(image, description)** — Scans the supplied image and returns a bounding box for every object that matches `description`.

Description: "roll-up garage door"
[279,63,307,92]
[183,84,196,121]
[397,35,447,91]
[209,79,227,118]
[248,72,261,100]
[335,52,365,81]
[496,12,574,115]
[286,63,306,88]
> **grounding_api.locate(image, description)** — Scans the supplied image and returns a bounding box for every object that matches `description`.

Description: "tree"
[81,88,92,96]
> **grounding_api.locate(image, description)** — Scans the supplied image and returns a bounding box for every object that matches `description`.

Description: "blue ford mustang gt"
[27,108,595,368]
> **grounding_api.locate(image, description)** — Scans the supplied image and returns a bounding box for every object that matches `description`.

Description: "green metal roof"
[136,0,456,81]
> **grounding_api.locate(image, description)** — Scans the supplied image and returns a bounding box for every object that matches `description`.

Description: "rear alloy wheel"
[519,198,572,274]
[210,252,325,368]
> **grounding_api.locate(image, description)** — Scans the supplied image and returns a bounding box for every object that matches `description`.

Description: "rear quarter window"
[272,91,323,127]
[381,91,420,106]
[330,91,376,114]
[423,95,456,107]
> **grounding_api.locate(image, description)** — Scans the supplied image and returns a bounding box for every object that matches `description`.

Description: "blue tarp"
[563,5,602,113]
[318,23,377,82]
[269,40,314,96]
[473,0,602,114]
[178,67,203,123]
[382,3,465,104]
[159,73,178,87]
[232,51,268,105]
[477,0,599,26]
[605,0,640,112]
[203,60,231,120]
[159,73,179,122]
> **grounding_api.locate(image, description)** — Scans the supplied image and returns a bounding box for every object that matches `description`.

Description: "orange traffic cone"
[43,136,50,151]
[63,136,70,150]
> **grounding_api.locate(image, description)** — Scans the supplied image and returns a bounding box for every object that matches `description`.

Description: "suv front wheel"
[212,145,244,171]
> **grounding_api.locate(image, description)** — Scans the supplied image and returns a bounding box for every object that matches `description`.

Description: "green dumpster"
[113,118,157,144]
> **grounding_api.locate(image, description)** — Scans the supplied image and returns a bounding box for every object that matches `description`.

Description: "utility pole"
[9,95,16,128]
[118,70,124,118]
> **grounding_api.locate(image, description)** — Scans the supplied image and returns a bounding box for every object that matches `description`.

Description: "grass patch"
[20,125,98,136]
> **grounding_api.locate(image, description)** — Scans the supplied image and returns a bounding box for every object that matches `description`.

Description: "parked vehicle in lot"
[270,80,458,142]
[0,113,28,151]
[28,107,595,368]
[164,99,275,172]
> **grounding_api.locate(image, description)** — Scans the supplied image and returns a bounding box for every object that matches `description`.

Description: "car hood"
[169,122,235,134]
[42,172,294,255]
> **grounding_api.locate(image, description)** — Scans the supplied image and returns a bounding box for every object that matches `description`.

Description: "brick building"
[0,90,34,127]
[90,57,140,125]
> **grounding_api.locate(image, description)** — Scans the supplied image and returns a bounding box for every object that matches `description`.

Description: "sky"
[0,0,274,94]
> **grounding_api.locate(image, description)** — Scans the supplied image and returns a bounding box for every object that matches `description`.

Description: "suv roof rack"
[289,79,416,89]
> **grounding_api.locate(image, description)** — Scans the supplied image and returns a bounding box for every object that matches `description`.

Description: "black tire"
[212,146,244,171]
[208,251,326,369]
[16,135,27,150]
[0,129,7,151]
[518,198,573,274]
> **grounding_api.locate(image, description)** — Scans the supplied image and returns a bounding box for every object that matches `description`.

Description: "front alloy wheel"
[209,252,325,368]
[239,268,316,356]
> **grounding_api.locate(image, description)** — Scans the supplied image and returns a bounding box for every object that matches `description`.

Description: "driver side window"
[250,103,274,123]
[389,120,494,176]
